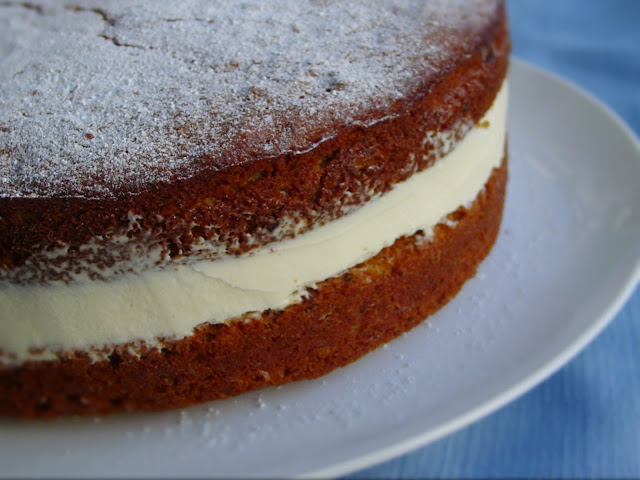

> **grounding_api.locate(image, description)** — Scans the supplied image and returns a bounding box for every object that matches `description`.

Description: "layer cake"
[0,0,510,417]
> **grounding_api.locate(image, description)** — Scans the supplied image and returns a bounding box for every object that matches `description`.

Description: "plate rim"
[305,57,640,478]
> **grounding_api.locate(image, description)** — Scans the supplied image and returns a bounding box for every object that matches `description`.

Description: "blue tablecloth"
[348,1,640,478]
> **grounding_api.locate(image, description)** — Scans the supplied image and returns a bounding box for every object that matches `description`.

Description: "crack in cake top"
[0,0,501,199]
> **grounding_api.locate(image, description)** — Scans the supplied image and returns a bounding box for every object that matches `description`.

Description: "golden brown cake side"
[0,154,507,418]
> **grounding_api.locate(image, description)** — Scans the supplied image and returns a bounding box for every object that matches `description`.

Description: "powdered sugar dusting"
[0,0,500,198]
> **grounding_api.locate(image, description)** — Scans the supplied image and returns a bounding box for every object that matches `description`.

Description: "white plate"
[2,60,639,479]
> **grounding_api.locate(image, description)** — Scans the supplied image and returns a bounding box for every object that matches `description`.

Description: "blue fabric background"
[346,1,640,478]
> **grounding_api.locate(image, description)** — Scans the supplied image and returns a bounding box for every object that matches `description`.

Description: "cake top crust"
[0,0,501,199]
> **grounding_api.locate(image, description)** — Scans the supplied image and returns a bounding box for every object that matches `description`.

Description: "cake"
[0,0,510,418]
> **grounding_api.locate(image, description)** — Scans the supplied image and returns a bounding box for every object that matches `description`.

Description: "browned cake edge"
[0,151,508,419]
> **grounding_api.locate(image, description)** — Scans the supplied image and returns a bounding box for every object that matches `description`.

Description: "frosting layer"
[0,82,507,364]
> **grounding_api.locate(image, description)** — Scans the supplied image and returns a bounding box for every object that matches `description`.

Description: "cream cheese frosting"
[0,81,507,364]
